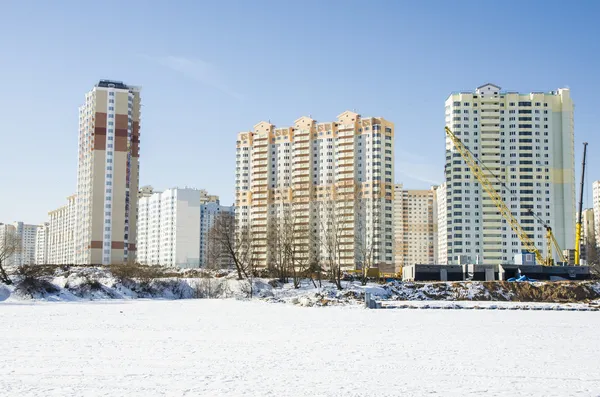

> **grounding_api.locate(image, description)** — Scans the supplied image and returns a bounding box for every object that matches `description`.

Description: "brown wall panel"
[96,112,107,127]
[90,240,103,249]
[115,136,128,152]
[94,132,106,150]
[112,241,125,249]
[115,114,128,129]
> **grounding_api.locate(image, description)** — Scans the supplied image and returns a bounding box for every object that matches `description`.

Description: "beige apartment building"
[582,208,595,247]
[48,195,77,264]
[443,83,575,266]
[75,80,141,265]
[394,184,438,271]
[235,111,395,272]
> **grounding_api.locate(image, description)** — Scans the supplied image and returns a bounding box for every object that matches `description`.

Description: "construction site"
[402,127,593,282]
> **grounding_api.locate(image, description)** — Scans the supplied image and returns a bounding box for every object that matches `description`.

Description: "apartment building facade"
[75,80,141,265]
[443,83,575,265]
[236,111,395,272]
[35,222,50,265]
[436,183,448,264]
[0,223,18,266]
[12,222,38,266]
[200,201,234,268]
[137,188,202,267]
[394,184,437,271]
[48,195,77,264]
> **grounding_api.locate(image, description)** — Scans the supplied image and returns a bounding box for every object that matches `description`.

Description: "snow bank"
[2,265,599,308]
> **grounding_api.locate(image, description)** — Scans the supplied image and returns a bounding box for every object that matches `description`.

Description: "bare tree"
[211,212,254,280]
[355,198,380,285]
[318,198,347,290]
[306,255,323,288]
[206,222,225,270]
[283,206,312,289]
[586,240,599,277]
[268,212,289,283]
[0,229,21,284]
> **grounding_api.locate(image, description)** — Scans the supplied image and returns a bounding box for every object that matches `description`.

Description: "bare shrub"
[110,263,166,283]
[15,277,59,298]
[192,276,229,299]
[15,265,57,279]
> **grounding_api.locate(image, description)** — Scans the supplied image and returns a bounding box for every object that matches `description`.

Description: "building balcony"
[481,124,500,132]
[294,135,310,143]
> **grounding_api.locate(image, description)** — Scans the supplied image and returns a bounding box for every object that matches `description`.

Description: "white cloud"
[145,55,243,100]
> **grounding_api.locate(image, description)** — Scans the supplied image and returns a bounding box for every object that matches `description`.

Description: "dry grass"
[483,281,600,303]
[110,264,168,283]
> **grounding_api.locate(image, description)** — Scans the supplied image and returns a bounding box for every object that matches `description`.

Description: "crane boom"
[575,142,588,265]
[444,127,546,264]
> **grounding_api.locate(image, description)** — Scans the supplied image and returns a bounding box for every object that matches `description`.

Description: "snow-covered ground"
[1,299,599,396]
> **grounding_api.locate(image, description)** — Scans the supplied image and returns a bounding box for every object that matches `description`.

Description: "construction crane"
[575,142,589,265]
[444,126,566,266]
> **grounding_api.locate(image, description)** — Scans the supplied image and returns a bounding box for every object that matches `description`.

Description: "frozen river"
[1,299,599,396]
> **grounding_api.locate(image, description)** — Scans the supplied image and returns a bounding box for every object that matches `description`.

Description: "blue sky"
[1,0,599,224]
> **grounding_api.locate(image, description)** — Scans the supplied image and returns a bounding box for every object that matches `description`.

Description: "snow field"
[1,299,599,396]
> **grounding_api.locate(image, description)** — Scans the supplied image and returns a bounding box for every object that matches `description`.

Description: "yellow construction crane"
[444,126,566,266]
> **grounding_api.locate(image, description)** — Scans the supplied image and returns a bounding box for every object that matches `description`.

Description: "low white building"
[137,188,202,267]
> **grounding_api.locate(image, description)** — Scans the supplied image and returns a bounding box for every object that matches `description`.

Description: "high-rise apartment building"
[48,195,77,264]
[593,181,600,248]
[236,111,395,271]
[200,200,234,268]
[35,222,50,265]
[443,83,575,265]
[393,184,437,271]
[12,222,38,266]
[137,188,202,267]
[75,80,141,265]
